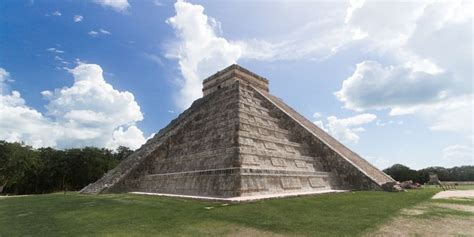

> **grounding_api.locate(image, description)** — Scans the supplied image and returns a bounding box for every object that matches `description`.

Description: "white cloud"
[312,112,322,119]
[417,95,473,134]
[88,29,110,37]
[42,64,144,148]
[345,0,365,24]
[442,145,473,165]
[109,125,146,150]
[47,47,64,53]
[0,65,146,150]
[1,90,58,148]
[51,11,62,16]
[0,68,13,94]
[335,61,450,112]
[237,22,353,61]
[93,0,130,13]
[336,61,473,134]
[73,15,83,22]
[99,29,111,35]
[338,1,473,134]
[166,0,241,110]
[314,113,376,143]
[0,68,9,81]
[345,1,427,50]
[204,2,354,62]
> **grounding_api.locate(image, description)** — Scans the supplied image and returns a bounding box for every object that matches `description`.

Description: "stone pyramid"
[81,64,394,199]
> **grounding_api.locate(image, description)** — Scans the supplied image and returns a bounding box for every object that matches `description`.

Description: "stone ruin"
[80,64,395,200]
[427,173,440,185]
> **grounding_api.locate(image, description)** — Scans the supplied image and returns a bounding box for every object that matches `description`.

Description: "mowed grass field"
[0,190,438,237]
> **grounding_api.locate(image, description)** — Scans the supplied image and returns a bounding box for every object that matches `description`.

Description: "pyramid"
[81,64,394,199]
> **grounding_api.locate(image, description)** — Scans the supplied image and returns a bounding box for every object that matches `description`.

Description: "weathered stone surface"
[80,64,394,198]
[381,181,404,192]
[400,180,421,189]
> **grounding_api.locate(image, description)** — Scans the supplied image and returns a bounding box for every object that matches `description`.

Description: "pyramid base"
[130,189,349,202]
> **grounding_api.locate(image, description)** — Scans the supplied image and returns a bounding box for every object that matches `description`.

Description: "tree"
[0,141,38,193]
[115,146,133,161]
[383,164,419,182]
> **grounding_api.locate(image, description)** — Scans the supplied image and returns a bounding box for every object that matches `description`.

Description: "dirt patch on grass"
[399,206,427,216]
[432,203,474,213]
[225,227,286,237]
[368,198,474,237]
[0,195,31,199]
[368,215,474,237]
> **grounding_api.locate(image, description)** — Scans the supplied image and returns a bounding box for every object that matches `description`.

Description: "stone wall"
[236,84,340,196]
[129,84,243,197]
[253,87,385,190]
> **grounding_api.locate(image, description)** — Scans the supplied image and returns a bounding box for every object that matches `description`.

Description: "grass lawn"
[0,189,438,237]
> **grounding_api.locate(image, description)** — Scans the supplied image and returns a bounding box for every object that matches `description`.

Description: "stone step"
[253,87,394,186]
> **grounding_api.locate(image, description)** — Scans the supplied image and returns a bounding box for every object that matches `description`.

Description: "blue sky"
[0,0,472,169]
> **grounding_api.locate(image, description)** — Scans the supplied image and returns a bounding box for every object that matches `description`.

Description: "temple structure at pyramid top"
[81,64,394,200]
[202,64,269,96]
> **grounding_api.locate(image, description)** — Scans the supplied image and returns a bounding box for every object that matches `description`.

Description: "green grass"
[0,190,437,237]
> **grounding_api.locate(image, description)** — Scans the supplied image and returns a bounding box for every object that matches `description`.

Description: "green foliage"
[0,190,437,236]
[0,141,131,195]
[0,141,39,193]
[384,164,474,183]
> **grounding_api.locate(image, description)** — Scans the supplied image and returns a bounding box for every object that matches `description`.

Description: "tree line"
[1,140,473,195]
[383,164,474,184]
[0,140,133,195]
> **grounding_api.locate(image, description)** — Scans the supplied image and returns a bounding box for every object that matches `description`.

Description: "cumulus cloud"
[338,0,473,134]
[0,68,13,94]
[73,15,83,22]
[0,91,59,148]
[314,113,377,143]
[93,0,130,13]
[0,65,146,150]
[335,61,450,112]
[345,0,426,49]
[0,71,58,147]
[166,0,241,110]
[345,0,365,24]
[108,125,146,150]
[42,64,145,149]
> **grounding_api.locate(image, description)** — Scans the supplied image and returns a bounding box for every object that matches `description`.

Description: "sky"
[0,0,472,169]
